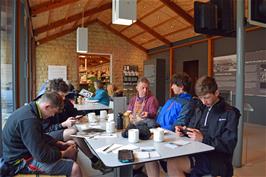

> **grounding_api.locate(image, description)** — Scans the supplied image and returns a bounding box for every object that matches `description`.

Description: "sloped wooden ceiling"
[28,0,248,50]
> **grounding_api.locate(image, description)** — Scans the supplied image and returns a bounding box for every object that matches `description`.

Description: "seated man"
[149,76,240,177]
[2,92,81,177]
[127,77,159,127]
[156,73,193,131]
[37,78,111,174]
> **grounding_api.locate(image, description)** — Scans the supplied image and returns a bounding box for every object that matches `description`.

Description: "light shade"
[77,27,88,53]
[112,0,136,26]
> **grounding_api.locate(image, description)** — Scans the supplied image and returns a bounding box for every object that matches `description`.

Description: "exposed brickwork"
[36,22,147,93]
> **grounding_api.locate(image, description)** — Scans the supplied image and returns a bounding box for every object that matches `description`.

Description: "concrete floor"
[77,123,266,177]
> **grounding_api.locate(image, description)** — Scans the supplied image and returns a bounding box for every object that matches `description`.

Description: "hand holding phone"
[75,113,87,120]
[75,115,84,119]
[180,128,193,137]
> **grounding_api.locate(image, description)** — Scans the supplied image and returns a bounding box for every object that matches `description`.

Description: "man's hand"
[61,117,76,128]
[56,141,70,150]
[61,144,78,161]
[186,128,203,142]
[129,113,137,123]
[140,112,148,118]
[175,126,186,137]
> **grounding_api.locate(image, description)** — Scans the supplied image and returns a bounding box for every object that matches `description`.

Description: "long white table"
[74,103,111,112]
[76,122,214,177]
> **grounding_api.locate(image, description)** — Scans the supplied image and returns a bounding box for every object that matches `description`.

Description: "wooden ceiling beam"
[97,20,147,52]
[160,0,194,25]
[140,26,191,46]
[31,0,79,16]
[130,15,178,40]
[34,2,111,36]
[70,0,92,31]
[130,31,145,40]
[119,4,164,33]
[37,19,97,45]
[163,26,192,37]
[139,38,159,46]
[135,20,171,45]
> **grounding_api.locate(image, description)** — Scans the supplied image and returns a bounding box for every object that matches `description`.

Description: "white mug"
[106,121,115,133]
[128,129,139,143]
[153,128,164,142]
[107,113,114,122]
[88,112,97,122]
[100,110,107,119]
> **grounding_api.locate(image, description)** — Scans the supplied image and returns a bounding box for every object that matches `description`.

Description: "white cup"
[100,110,107,119]
[108,113,114,122]
[106,121,115,133]
[153,128,164,142]
[88,112,97,122]
[128,129,139,143]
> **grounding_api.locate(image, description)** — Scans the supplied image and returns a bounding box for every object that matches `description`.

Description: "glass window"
[1,0,15,127]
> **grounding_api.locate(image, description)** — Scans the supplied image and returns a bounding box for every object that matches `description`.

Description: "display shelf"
[123,65,139,101]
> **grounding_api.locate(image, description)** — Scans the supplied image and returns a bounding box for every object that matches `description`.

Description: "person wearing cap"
[89,80,110,106]
[2,92,82,177]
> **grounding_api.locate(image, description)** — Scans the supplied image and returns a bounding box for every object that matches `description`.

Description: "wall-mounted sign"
[214,50,266,97]
[48,65,67,81]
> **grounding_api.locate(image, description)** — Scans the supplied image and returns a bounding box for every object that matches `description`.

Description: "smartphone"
[118,150,134,163]
[180,128,193,136]
[75,114,86,119]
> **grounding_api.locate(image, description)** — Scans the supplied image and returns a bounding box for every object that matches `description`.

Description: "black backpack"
[122,122,151,140]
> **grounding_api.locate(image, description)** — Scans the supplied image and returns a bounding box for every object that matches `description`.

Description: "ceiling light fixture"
[112,0,137,26]
[77,9,88,53]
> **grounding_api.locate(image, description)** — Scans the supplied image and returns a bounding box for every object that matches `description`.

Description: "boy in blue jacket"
[156,72,194,131]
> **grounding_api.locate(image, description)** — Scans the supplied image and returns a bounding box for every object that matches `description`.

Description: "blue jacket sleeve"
[91,90,105,100]
[172,101,193,129]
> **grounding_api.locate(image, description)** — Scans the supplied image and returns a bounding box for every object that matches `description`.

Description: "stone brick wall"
[36,32,77,94]
[36,22,147,93]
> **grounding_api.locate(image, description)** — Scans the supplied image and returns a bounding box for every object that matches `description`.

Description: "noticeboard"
[214,50,266,97]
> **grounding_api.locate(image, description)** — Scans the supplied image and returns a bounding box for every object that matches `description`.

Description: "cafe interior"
[1,0,266,177]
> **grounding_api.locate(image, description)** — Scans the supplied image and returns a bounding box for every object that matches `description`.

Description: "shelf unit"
[123,65,139,101]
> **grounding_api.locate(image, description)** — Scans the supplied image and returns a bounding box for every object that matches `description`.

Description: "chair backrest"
[112,96,127,117]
